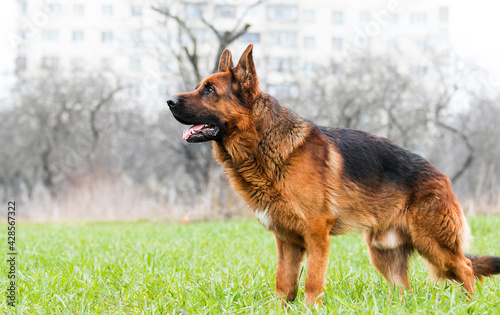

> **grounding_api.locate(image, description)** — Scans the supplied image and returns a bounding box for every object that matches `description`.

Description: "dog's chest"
[253,208,272,229]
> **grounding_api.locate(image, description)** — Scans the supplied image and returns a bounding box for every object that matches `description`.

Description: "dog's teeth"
[191,130,195,134]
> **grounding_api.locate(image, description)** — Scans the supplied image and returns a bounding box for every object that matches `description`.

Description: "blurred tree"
[2,7,499,215]
[0,71,123,198]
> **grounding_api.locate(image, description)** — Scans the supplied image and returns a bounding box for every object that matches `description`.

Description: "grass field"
[2,216,500,314]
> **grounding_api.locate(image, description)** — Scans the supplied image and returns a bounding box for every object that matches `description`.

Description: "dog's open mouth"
[182,124,220,142]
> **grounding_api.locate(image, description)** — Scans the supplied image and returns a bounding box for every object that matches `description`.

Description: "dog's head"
[167,44,260,143]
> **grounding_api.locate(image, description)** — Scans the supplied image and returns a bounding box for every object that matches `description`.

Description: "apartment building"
[12,0,450,104]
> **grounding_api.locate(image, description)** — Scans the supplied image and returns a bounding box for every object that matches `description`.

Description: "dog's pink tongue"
[182,124,205,140]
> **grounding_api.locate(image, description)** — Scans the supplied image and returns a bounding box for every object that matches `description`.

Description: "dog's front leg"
[274,234,305,303]
[303,227,331,306]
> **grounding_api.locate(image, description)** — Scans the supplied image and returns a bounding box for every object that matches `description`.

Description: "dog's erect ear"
[218,49,233,72]
[233,44,259,105]
[234,44,257,80]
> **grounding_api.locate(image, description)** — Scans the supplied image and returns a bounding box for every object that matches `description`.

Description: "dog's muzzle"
[167,96,181,108]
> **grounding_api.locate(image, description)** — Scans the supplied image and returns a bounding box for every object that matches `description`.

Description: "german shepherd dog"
[167,44,500,305]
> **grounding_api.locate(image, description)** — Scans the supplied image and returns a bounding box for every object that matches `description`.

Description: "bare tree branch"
[151,6,201,82]
[89,86,123,158]
[201,16,251,73]
[433,82,475,183]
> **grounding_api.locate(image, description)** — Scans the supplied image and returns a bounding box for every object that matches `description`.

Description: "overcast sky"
[1,1,500,94]
[450,0,500,85]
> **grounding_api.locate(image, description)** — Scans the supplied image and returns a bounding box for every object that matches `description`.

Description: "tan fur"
[169,44,500,306]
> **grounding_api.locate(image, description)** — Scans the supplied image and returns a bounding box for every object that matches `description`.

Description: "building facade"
[12,0,450,105]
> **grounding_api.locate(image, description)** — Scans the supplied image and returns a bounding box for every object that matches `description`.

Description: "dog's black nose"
[167,96,180,108]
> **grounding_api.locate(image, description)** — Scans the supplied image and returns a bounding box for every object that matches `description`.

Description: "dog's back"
[319,127,432,191]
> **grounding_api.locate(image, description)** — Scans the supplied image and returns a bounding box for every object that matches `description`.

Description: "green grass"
[2,216,500,314]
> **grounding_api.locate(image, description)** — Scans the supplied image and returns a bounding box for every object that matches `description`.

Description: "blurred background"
[0,0,499,221]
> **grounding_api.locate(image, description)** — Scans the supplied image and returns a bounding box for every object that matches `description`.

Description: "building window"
[18,30,27,41]
[130,58,141,72]
[239,32,261,43]
[215,5,235,18]
[43,3,60,15]
[181,28,209,44]
[102,31,113,43]
[387,38,398,51]
[411,13,427,25]
[332,37,343,50]
[303,62,316,77]
[71,58,84,70]
[332,11,344,24]
[304,36,315,50]
[73,5,84,16]
[247,6,263,20]
[268,57,297,73]
[131,6,142,16]
[42,57,59,69]
[192,28,209,43]
[102,5,113,16]
[130,30,142,43]
[101,58,113,71]
[389,13,399,25]
[184,4,202,19]
[42,30,59,42]
[158,31,170,44]
[267,84,299,99]
[359,10,371,23]
[267,31,297,48]
[72,30,84,42]
[159,59,170,72]
[16,56,26,71]
[267,5,298,22]
[410,66,428,77]
[303,9,315,23]
[355,37,371,50]
[414,39,427,52]
[439,7,449,23]
[18,1,27,15]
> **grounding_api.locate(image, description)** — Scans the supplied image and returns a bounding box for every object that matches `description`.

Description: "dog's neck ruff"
[255,95,313,161]
[216,94,313,166]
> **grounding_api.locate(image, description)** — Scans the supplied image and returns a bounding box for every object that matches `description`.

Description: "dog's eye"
[203,85,215,95]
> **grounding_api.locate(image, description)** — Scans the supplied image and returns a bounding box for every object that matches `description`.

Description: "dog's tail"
[465,254,500,280]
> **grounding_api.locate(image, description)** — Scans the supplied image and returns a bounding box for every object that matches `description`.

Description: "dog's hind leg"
[408,196,475,297]
[417,243,475,297]
[274,235,306,302]
[365,229,414,294]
